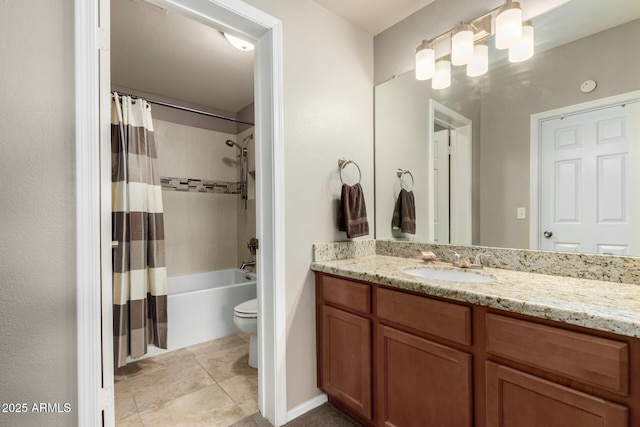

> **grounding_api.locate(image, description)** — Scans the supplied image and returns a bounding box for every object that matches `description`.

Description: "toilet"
[233,298,258,368]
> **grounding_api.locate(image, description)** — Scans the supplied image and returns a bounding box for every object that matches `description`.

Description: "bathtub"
[140,269,257,359]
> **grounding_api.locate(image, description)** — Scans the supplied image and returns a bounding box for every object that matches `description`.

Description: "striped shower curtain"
[112,93,168,367]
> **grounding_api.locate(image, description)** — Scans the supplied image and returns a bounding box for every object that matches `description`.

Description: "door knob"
[543,230,553,238]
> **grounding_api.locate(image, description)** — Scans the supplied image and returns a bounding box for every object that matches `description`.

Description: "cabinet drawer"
[486,313,629,395]
[321,275,371,314]
[377,287,471,345]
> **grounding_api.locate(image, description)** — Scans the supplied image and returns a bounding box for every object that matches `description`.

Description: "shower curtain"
[112,93,167,367]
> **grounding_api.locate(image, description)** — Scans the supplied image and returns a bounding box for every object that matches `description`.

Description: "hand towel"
[338,183,369,238]
[391,189,416,234]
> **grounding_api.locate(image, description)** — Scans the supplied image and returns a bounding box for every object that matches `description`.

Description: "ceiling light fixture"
[451,23,474,66]
[495,1,522,50]
[432,58,451,90]
[415,41,435,80]
[414,0,534,88]
[508,20,534,62]
[466,42,488,77]
[224,33,254,51]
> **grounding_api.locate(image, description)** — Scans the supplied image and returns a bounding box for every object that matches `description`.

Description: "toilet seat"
[234,298,257,318]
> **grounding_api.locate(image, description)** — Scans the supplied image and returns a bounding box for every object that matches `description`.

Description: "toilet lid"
[234,298,257,315]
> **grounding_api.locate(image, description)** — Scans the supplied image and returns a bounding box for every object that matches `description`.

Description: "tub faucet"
[240,260,256,270]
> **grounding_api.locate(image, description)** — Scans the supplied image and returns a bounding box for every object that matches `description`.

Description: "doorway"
[530,91,640,255]
[75,0,286,425]
[428,100,472,245]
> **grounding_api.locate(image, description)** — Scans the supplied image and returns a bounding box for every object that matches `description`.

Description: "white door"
[99,0,116,424]
[539,103,639,254]
[433,129,450,243]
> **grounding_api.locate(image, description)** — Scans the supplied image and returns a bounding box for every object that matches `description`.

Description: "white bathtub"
[139,269,257,359]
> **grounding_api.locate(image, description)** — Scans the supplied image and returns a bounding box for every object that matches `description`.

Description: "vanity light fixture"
[416,41,436,80]
[495,1,523,50]
[414,0,533,87]
[467,42,489,77]
[432,58,451,90]
[223,33,254,51]
[451,23,475,66]
[508,20,534,62]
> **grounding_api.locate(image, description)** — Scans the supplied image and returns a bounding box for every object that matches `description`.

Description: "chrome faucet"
[472,252,491,269]
[240,260,256,270]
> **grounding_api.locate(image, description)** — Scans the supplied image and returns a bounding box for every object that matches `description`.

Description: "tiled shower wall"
[156,119,241,277]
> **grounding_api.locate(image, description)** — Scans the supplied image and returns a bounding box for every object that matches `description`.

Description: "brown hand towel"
[391,189,416,234]
[338,183,369,239]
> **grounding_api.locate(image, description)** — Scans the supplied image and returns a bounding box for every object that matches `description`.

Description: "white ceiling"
[314,0,436,35]
[110,0,436,114]
[111,0,255,114]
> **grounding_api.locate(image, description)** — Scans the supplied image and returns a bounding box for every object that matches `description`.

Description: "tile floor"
[114,333,258,427]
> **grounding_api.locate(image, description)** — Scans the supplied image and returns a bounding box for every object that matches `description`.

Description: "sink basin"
[403,268,494,283]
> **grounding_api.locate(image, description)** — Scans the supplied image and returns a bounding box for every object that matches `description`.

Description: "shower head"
[225,140,242,151]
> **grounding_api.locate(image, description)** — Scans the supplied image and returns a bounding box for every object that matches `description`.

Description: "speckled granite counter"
[311,254,640,338]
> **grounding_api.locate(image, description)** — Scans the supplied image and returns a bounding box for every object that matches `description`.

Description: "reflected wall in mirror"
[375,0,640,255]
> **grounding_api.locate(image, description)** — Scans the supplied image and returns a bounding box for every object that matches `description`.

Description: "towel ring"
[396,168,414,191]
[338,157,362,185]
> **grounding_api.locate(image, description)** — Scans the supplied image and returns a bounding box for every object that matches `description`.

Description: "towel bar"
[338,157,362,185]
[396,168,414,191]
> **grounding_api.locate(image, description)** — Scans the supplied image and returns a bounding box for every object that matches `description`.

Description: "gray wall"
[0,1,77,426]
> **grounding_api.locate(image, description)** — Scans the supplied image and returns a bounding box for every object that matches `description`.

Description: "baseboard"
[286,393,328,423]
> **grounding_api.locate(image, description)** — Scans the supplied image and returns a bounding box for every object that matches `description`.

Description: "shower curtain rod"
[115,91,255,126]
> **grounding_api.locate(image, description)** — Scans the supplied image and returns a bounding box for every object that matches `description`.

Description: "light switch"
[517,207,526,220]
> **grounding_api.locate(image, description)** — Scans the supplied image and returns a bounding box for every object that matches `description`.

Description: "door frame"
[428,99,473,244]
[75,0,287,425]
[529,90,640,250]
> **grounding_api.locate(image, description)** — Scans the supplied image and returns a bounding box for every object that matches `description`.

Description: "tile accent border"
[312,240,640,285]
[161,177,240,194]
[312,240,376,262]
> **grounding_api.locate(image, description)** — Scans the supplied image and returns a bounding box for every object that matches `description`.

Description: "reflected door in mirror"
[434,129,450,243]
[539,102,640,255]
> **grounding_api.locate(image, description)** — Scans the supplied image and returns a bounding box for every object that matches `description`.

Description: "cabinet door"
[377,325,472,427]
[321,305,372,420]
[486,362,628,427]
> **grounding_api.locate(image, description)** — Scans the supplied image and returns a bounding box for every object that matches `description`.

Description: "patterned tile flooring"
[114,333,258,427]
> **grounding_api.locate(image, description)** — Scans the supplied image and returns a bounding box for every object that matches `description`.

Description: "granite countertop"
[310,254,640,338]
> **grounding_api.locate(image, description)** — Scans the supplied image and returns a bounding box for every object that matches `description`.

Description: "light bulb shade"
[224,33,255,51]
[467,43,489,77]
[451,24,474,66]
[508,21,534,62]
[432,59,451,90]
[495,2,522,50]
[415,41,435,80]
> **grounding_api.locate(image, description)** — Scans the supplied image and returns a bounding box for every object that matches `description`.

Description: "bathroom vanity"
[312,252,640,427]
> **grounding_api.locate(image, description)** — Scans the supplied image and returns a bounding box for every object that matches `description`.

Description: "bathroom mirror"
[375,0,640,255]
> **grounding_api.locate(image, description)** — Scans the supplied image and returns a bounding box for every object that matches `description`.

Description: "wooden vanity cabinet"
[315,272,638,427]
[377,325,472,426]
[376,286,473,426]
[484,313,631,427]
[486,362,628,427]
[316,275,373,422]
